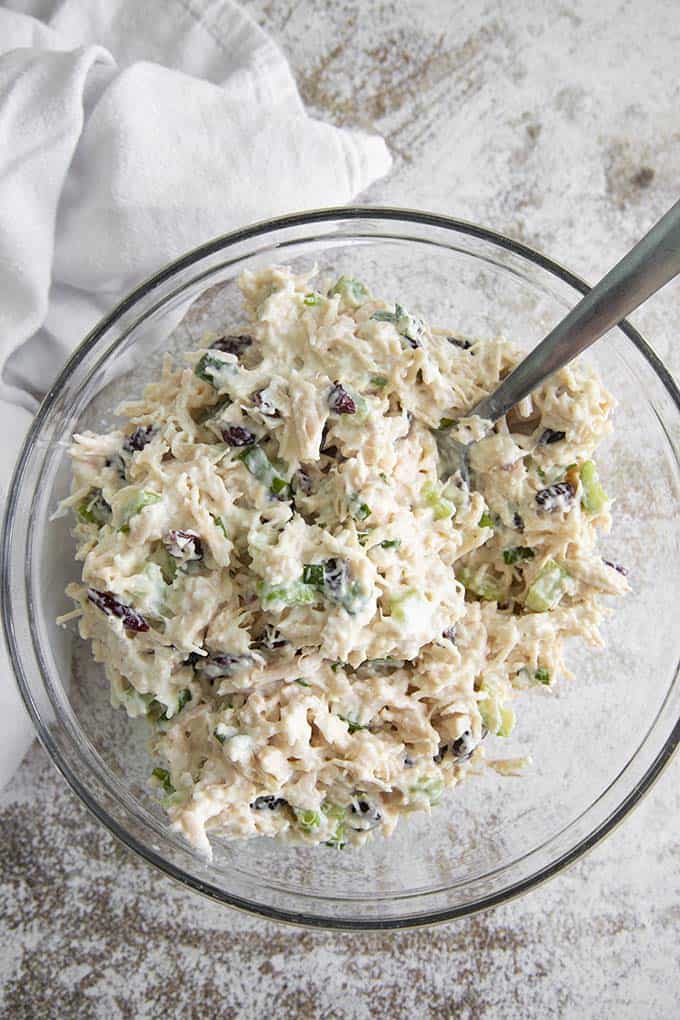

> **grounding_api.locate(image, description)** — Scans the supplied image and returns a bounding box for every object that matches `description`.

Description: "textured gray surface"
[2,0,680,1016]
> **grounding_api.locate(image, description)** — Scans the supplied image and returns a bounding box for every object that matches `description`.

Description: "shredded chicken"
[59,266,628,856]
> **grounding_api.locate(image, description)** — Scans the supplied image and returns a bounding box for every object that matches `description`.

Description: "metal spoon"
[437,198,680,481]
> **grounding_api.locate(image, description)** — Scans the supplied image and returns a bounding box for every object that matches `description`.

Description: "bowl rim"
[3,204,680,931]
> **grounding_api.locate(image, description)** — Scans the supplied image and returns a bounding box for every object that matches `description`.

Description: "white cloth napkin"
[0,0,391,787]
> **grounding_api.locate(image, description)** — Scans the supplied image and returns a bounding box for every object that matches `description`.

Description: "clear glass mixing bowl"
[3,208,680,929]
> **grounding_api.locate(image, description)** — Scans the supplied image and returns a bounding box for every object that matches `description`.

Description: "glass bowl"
[3,208,680,930]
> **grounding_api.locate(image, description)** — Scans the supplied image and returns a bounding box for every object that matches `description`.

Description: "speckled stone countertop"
[2,1,680,1017]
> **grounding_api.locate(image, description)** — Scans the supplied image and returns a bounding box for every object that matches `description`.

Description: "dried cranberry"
[221,425,256,447]
[123,425,155,453]
[251,796,286,810]
[451,731,477,759]
[165,529,203,560]
[86,588,149,632]
[328,382,356,415]
[195,653,253,679]
[295,469,313,495]
[538,428,566,445]
[211,335,252,357]
[535,481,575,512]
[603,559,628,576]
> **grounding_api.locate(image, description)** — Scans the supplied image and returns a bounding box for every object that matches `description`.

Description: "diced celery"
[525,559,570,612]
[329,276,370,307]
[410,776,444,806]
[119,489,162,531]
[580,460,608,514]
[294,808,321,832]
[421,482,455,521]
[457,566,503,602]
[389,589,421,622]
[303,293,322,306]
[257,580,316,608]
[302,563,325,587]
[76,489,111,526]
[498,704,515,737]
[478,511,495,529]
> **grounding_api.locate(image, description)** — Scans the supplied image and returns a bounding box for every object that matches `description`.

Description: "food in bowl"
[57,266,629,855]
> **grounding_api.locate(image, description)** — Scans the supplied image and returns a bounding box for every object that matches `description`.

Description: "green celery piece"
[76,489,111,526]
[324,823,347,849]
[329,276,370,307]
[303,293,321,306]
[497,704,515,737]
[119,489,162,532]
[503,546,535,565]
[389,589,421,622]
[410,776,443,806]
[525,559,570,612]
[151,767,175,795]
[257,580,316,608]
[457,566,503,602]
[421,482,454,521]
[321,801,346,822]
[478,511,494,529]
[294,808,321,832]
[580,460,607,513]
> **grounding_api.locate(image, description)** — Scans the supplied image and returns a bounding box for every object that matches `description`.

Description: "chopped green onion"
[379,538,401,549]
[302,563,325,587]
[238,445,290,499]
[303,293,321,306]
[370,375,388,388]
[503,546,535,565]
[151,767,175,795]
[330,661,344,673]
[534,667,551,685]
[340,716,367,734]
[438,417,456,430]
[294,678,311,688]
[212,514,229,538]
[214,727,227,744]
[354,502,371,521]
[176,688,192,713]
[195,351,235,388]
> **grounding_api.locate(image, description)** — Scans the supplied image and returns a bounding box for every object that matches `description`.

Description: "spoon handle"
[472,198,680,423]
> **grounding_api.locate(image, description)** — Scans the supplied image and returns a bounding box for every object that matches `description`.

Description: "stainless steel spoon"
[438,198,680,481]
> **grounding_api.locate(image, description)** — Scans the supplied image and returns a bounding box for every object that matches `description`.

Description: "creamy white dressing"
[61,266,628,856]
